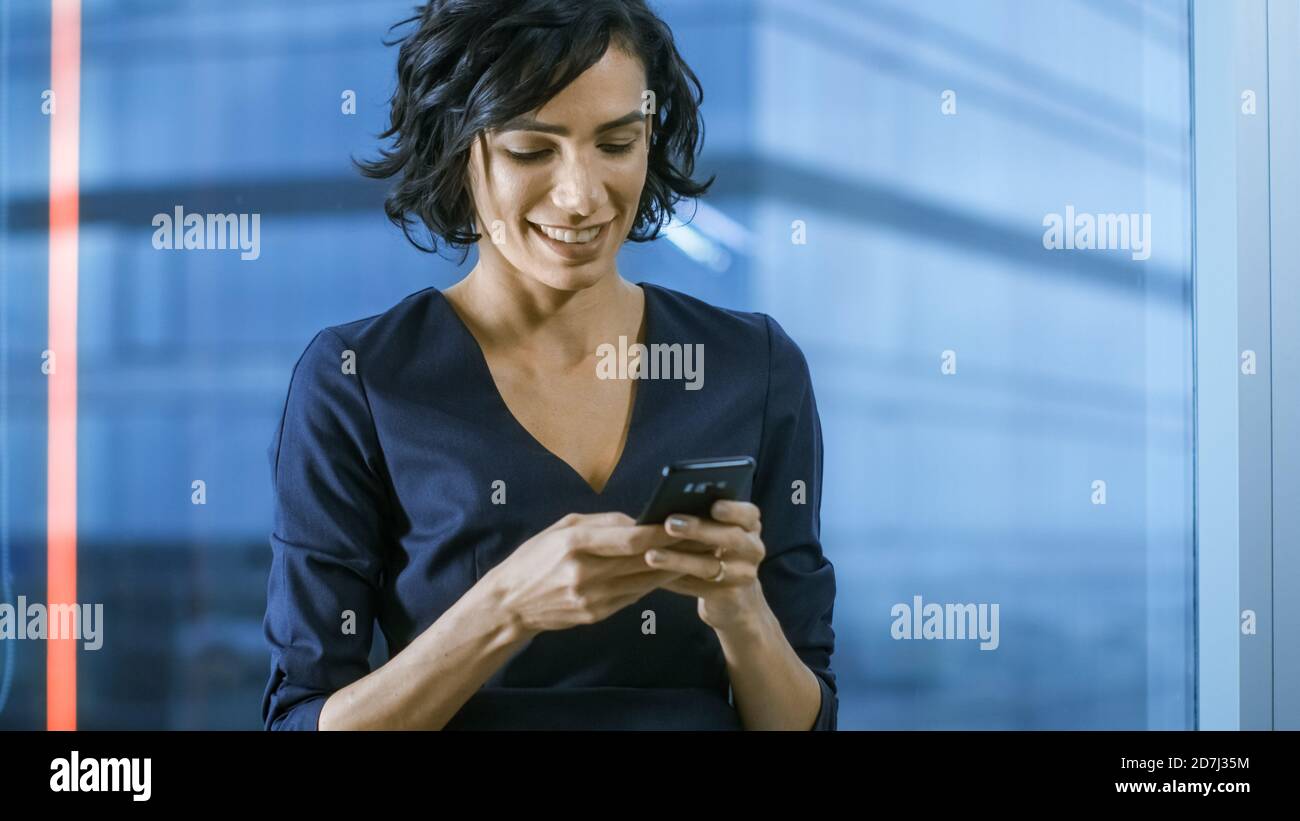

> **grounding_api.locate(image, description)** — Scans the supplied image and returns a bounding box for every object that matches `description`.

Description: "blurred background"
[3,0,1289,730]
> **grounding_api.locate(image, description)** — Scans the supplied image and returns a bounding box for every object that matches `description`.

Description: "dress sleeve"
[261,328,390,730]
[752,313,838,730]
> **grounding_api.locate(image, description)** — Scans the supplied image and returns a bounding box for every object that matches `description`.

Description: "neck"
[445,261,644,369]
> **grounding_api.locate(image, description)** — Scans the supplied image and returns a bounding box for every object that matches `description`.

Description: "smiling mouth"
[529,221,607,245]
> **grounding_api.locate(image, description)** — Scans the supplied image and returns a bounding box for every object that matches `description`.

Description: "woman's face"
[467,45,651,292]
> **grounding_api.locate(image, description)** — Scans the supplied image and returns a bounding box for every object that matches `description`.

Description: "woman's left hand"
[643,499,767,631]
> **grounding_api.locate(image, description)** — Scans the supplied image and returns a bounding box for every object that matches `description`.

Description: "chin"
[509,216,627,293]
[523,259,616,293]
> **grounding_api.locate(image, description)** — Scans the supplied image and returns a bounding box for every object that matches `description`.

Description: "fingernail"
[666,516,688,533]
[646,550,663,562]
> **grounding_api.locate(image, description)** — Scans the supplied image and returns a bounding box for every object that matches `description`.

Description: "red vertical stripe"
[47,0,80,732]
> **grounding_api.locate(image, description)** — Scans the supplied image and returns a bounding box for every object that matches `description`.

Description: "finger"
[644,546,745,582]
[663,515,756,559]
[592,571,682,618]
[602,586,666,617]
[670,539,718,554]
[540,512,582,535]
[543,511,633,536]
[659,575,714,598]
[569,524,683,557]
[601,568,681,598]
[570,512,635,529]
[582,554,677,581]
[710,500,761,533]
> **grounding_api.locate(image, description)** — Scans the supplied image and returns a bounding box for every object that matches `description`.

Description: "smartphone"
[635,456,757,525]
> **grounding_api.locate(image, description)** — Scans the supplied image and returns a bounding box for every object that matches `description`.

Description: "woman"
[261,0,837,730]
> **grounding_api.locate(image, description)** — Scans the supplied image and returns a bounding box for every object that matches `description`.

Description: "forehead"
[518,45,647,126]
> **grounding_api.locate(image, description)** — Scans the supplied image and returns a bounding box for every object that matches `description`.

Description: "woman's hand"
[484,511,685,635]
[642,499,768,631]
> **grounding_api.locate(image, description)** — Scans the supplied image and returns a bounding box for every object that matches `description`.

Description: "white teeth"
[536,223,600,244]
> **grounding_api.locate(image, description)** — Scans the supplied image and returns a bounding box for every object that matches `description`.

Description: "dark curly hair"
[356,0,715,258]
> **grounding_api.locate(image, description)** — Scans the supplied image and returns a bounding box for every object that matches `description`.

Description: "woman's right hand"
[483,512,685,634]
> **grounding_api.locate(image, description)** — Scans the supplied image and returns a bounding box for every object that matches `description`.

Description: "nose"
[549,151,606,217]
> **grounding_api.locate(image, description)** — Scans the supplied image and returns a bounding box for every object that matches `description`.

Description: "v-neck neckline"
[433,281,656,497]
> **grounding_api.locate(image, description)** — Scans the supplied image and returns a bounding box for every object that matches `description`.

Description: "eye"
[506,149,551,163]
[600,142,637,155]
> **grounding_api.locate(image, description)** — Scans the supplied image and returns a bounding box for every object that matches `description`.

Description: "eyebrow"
[496,109,645,137]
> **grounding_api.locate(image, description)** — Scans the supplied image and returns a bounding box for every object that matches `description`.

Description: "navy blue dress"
[260,282,837,730]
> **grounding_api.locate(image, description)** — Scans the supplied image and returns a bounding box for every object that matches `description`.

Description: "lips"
[529,220,608,259]
[535,222,602,243]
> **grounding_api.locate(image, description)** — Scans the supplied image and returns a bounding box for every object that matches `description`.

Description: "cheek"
[471,159,536,219]
[480,157,646,230]
[614,158,650,207]
[491,170,540,217]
